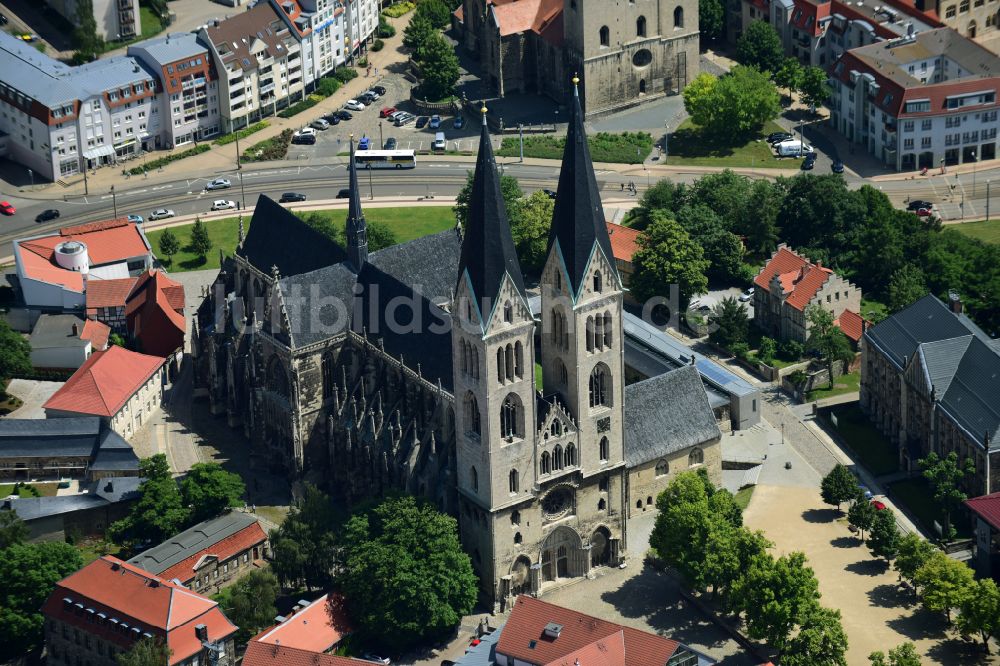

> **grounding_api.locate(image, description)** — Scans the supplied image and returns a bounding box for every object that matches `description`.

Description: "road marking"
[152,185,173,191]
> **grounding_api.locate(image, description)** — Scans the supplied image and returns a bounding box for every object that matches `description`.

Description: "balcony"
[259,82,275,95]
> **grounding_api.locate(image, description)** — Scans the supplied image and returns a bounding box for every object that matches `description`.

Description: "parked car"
[365,89,381,100]
[36,208,60,222]
[371,85,387,96]
[336,188,351,199]
[149,208,175,220]
[0,13,7,24]
[871,499,887,511]
[310,118,330,130]
[394,112,415,126]
[211,199,237,211]
[379,106,397,118]
[279,192,307,203]
[907,200,933,211]
[344,99,365,111]
[384,137,397,150]
[831,159,845,174]
[915,207,934,217]
[205,177,231,191]
[388,110,405,122]
[19,33,38,43]
[415,116,429,129]
[453,115,465,129]
[363,655,390,666]
[358,92,376,105]
[801,155,816,170]
[739,287,754,302]
[336,110,353,121]
[429,115,441,129]
[358,137,372,150]
[322,113,341,125]
[295,127,316,137]
[767,131,794,144]
[0,201,16,215]
[292,133,316,145]
[126,214,144,224]
[543,189,557,199]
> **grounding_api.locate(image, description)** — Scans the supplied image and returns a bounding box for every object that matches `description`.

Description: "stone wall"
[626,436,722,518]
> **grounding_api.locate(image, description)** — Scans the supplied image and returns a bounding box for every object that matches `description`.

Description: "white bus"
[353,149,417,169]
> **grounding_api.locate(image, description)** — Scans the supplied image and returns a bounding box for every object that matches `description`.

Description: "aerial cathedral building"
[195,81,721,608]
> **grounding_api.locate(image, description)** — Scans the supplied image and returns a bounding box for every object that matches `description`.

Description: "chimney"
[104,480,114,493]
[72,323,80,336]
[815,260,822,269]
[195,624,208,641]
[948,290,962,314]
[543,622,563,640]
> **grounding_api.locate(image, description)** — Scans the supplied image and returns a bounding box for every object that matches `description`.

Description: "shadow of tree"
[845,558,888,576]
[802,508,841,523]
[926,637,994,665]
[867,582,912,609]
[885,605,949,642]
[830,535,860,549]
[179,254,208,270]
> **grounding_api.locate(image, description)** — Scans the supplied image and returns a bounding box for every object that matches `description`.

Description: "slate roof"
[204,2,293,72]
[0,31,76,107]
[926,336,1000,447]
[30,314,101,349]
[548,82,618,298]
[72,55,160,100]
[128,32,208,65]
[128,512,263,577]
[456,111,525,326]
[238,194,347,278]
[623,365,721,466]
[5,476,142,522]
[864,294,986,369]
[0,417,138,466]
[90,428,141,471]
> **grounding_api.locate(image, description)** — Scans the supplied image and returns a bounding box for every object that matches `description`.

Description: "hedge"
[334,66,358,83]
[371,39,384,52]
[277,95,321,118]
[214,121,269,146]
[496,131,653,164]
[127,143,211,175]
[382,1,414,17]
[12,368,76,382]
[243,129,294,162]
[316,76,342,97]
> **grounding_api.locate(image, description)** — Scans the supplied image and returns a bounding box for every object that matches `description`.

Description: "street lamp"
[379,121,383,148]
[972,150,977,196]
[987,179,992,222]
[110,184,118,218]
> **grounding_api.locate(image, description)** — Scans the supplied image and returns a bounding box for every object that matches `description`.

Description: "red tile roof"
[834,309,865,342]
[43,345,166,417]
[605,222,642,263]
[86,277,138,311]
[966,492,1000,532]
[491,0,563,39]
[791,0,831,38]
[754,246,833,312]
[42,557,236,665]
[126,270,186,357]
[496,596,682,666]
[80,319,111,351]
[243,643,380,666]
[160,521,268,584]
[250,593,350,652]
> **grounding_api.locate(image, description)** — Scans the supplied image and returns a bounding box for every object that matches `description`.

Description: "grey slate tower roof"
[238,194,347,278]
[456,106,525,325]
[548,78,618,297]
[346,136,369,272]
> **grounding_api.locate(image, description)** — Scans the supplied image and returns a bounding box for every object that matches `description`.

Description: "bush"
[334,66,358,83]
[758,336,777,364]
[779,339,805,361]
[316,76,342,97]
[358,56,369,68]
[127,144,210,175]
[243,129,294,162]
[371,39,385,52]
[383,1,415,17]
[277,95,321,118]
[497,131,653,164]
[377,18,396,37]
[214,121,269,146]
[730,342,751,360]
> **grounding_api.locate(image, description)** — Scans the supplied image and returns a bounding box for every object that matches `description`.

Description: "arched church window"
[553,445,564,470]
[540,451,551,474]
[674,6,684,27]
[594,270,602,293]
[689,447,704,466]
[509,469,519,493]
[503,300,513,323]
[600,437,610,462]
[589,364,610,408]
[497,348,506,383]
[566,443,577,467]
[500,394,522,439]
[465,392,480,436]
[599,25,610,46]
[656,459,669,477]
[586,316,595,353]
[505,344,514,380]
[321,353,335,399]
[603,312,613,348]
[515,341,524,378]
[637,15,647,36]
[471,466,479,492]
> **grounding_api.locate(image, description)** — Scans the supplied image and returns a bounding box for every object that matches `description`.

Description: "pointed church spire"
[346,134,369,272]
[456,103,526,327]
[549,75,619,296]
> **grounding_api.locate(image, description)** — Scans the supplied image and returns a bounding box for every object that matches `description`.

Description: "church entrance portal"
[540,526,584,583]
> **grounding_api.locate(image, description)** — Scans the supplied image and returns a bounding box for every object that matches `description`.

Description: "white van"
[775,139,814,157]
[432,132,446,151]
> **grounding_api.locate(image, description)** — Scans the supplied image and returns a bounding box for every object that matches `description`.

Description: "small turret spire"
[346,134,368,272]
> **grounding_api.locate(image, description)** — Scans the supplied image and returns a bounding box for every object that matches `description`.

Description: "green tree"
[140,453,172,481]
[776,175,867,257]
[339,496,477,651]
[887,264,927,313]
[731,551,821,654]
[806,305,855,389]
[215,570,280,644]
[109,455,189,545]
[73,0,104,59]
[685,67,780,141]
[914,550,974,622]
[869,642,922,666]
[631,210,710,309]
[919,451,976,541]
[740,178,783,257]
[0,542,84,659]
[116,636,172,666]
[709,296,750,348]
[0,319,32,383]
[190,218,212,259]
[179,463,246,523]
[454,170,523,228]
[415,0,451,28]
[799,65,832,109]
[675,204,745,282]
[820,464,857,511]
[782,606,849,666]
[894,533,934,596]
[682,73,719,129]
[0,509,29,549]
[957,577,1000,653]
[758,336,777,364]
[699,0,725,40]
[402,13,435,50]
[631,179,688,230]
[703,525,772,606]
[158,228,180,264]
[735,20,784,73]
[268,484,339,590]
[847,492,877,542]
[510,190,553,276]
[415,32,460,100]
[364,220,399,252]
[868,508,900,564]
[774,57,803,100]
[109,332,127,348]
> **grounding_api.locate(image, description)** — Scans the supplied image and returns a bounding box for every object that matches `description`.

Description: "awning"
[83,145,116,160]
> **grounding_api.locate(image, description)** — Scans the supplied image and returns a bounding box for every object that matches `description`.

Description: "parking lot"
[286,74,499,159]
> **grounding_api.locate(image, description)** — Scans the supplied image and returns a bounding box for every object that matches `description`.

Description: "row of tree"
[650,470,848,663]
[402,0,461,101]
[157,218,213,265]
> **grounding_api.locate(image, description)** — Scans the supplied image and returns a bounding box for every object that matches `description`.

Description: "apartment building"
[344,0,378,64]
[202,2,308,132]
[267,0,349,84]
[128,33,221,148]
[829,27,1000,170]
[44,0,141,42]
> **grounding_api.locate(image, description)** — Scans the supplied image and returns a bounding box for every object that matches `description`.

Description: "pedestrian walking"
[621,182,625,192]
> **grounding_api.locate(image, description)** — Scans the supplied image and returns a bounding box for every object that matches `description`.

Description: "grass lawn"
[807,370,860,402]
[663,120,792,169]
[861,297,889,322]
[535,362,543,387]
[497,132,653,164]
[824,403,899,476]
[952,219,1000,244]
[0,482,60,498]
[75,539,121,566]
[734,485,755,511]
[147,207,456,272]
[889,477,971,540]
[255,505,289,527]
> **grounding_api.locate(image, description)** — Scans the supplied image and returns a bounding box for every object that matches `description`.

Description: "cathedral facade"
[458,0,699,116]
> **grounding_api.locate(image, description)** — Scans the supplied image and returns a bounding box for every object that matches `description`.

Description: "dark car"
[767,131,794,144]
[453,115,465,129]
[359,92,376,104]
[336,110,353,121]
[0,13,7,24]
[36,208,61,222]
[292,133,316,145]
[336,188,351,199]
[384,137,398,150]
[907,199,933,211]
[279,192,307,203]
[543,189,557,199]
[371,85,387,96]
[415,116,429,129]
[831,159,845,173]
[323,113,341,125]
[801,155,816,170]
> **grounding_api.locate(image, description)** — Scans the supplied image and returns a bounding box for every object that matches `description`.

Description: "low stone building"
[29,314,110,370]
[128,511,269,594]
[0,417,139,482]
[861,293,1000,496]
[624,365,722,517]
[753,245,862,344]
